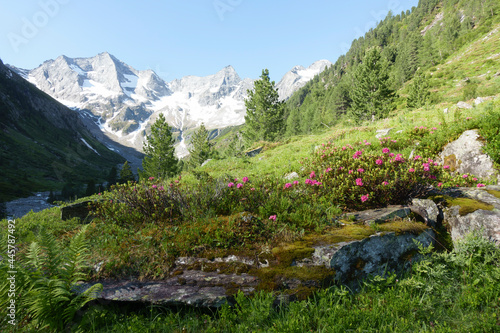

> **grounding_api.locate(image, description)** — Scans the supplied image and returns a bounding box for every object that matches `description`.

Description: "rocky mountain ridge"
[9,53,331,157]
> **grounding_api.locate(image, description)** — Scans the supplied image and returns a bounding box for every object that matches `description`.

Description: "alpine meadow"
[1,0,500,332]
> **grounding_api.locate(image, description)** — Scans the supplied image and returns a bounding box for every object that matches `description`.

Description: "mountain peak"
[276,60,332,101]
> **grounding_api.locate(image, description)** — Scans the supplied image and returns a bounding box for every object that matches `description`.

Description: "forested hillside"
[285,0,500,135]
[0,59,124,202]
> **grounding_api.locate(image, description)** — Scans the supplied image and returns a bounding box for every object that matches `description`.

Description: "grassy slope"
[185,24,500,186]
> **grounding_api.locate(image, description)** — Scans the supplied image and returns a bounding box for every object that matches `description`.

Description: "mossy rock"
[486,190,500,199]
[429,195,494,216]
[379,220,429,236]
[304,224,376,246]
[271,242,315,267]
[252,265,335,297]
[449,197,494,216]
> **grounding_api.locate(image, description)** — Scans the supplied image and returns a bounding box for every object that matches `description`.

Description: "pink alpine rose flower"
[356,178,363,186]
[361,194,369,202]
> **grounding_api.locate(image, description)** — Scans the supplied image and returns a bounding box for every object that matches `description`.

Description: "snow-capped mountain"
[276,60,332,101]
[9,53,330,157]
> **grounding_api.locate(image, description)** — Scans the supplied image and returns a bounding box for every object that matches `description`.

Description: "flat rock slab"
[245,147,263,157]
[346,205,411,225]
[81,271,259,308]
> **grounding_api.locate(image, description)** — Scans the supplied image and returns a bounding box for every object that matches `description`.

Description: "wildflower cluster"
[302,141,488,211]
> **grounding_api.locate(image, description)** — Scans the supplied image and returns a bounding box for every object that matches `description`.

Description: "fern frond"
[38,228,63,277]
[61,225,90,284]
[63,283,103,325]
[26,241,42,272]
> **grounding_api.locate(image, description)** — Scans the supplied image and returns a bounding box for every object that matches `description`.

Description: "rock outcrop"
[437,129,498,181]
[441,186,500,245]
[80,209,435,307]
[330,230,435,286]
[61,201,95,221]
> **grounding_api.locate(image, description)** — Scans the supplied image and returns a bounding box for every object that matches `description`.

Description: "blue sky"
[0,0,419,81]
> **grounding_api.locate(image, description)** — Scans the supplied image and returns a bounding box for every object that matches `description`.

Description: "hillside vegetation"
[0,60,124,203]
[284,0,500,134]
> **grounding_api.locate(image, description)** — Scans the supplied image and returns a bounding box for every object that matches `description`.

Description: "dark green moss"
[355,258,366,271]
[401,249,419,263]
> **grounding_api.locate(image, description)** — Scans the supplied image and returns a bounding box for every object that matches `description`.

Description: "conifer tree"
[141,113,179,179]
[285,107,301,137]
[85,179,96,196]
[244,69,285,142]
[187,123,213,169]
[407,70,430,109]
[350,47,395,123]
[106,166,117,189]
[119,161,135,184]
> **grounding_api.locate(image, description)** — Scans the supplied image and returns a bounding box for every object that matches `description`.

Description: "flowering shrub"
[301,141,487,211]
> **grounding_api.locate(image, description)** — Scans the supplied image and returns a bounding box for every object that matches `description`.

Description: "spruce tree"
[119,161,135,184]
[350,47,395,123]
[285,107,301,137]
[85,179,96,197]
[407,70,430,109]
[187,123,213,169]
[244,69,285,142]
[141,113,179,180]
[106,166,117,189]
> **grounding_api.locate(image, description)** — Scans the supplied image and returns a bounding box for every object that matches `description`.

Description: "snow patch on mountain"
[80,138,100,155]
[276,60,332,101]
